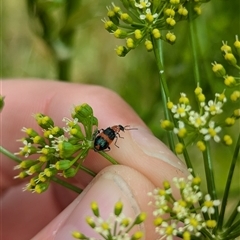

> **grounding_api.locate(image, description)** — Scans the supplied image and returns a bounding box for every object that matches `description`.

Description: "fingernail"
[55,170,142,239]
[130,126,186,171]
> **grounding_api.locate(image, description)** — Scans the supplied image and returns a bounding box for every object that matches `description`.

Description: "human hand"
[1,80,188,239]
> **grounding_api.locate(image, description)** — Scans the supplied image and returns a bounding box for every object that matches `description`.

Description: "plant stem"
[0,146,21,163]
[152,37,175,153]
[98,151,119,165]
[187,1,201,85]
[202,141,218,219]
[51,176,83,193]
[217,134,240,230]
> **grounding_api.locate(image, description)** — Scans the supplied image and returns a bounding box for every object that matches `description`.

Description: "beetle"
[93,125,137,151]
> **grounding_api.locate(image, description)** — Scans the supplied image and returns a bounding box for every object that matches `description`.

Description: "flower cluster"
[103,0,211,56]
[212,35,240,88]
[148,174,222,239]
[14,103,98,193]
[72,201,146,240]
[161,86,240,153]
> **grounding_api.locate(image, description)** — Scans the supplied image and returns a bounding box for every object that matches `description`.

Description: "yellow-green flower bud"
[131,231,144,240]
[55,160,72,170]
[234,35,240,56]
[166,32,176,43]
[165,8,175,17]
[183,231,191,240]
[145,39,153,51]
[51,126,64,137]
[38,172,47,182]
[104,20,118,32]
[91,201,100,217]
[166,17,176,26]
[114,201,123,216]
[86,217,95,228]
[43,130,51,138]
[230,91,240,101]
[28,163,43,174]
[14,171,29,179]
[120,13,133,24]
[224,75,236,87]
[35,182,49,194]
[107,10,119,25]
[178,6,188,16]
[29,176,38,186]
[212,62,226,77]
[19,160,37,169]
[197,93,206,102]
[152,29,161,39]
[0,95,5,112]
[44,168,57,177]
[170,0,180,4]
[225,117,235,126]
[177,128,187,138]
[72,231,87,239]
[134,212,147,224]
[38,155,48,162]
[167,101,174,109]
[34,114,54,129]
[23,128,39,137]
[194,86,202,95]
[32,135,45,145]
[175,143,184,154]
[72,103,93,122]
[223,135,233,145]
[197,141,206,151]
[126,38,136,49]
[63,167,77,178]
[221,42,232,53]
[224,52,237,66]
[194,6,201,15]
[233,109,240,118]
[192,176,201,186]
[161,120,174,130]
[179,95,189,104]
[58,141,81,158]
[154,217,163,226]
[120,218,130,227]
[116,46,128,57]
[206,220,217,228]
[114,29,128,39]
[70,127,85,139]
[163,180,171,189]
[134,29,143,40]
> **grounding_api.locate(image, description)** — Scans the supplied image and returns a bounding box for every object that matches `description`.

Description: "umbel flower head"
[103,0,210,56]
[14,103,98,193]
[72,201,146,240]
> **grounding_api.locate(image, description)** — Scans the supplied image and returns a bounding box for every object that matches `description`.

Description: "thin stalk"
[224,200,240,229]
[218,134,240,230]
[0,146,21,163]
[187,1,201,85]
[98,151,119,165]
[51,176,83,193]
[152,37,175,153]
[202,141,218,219]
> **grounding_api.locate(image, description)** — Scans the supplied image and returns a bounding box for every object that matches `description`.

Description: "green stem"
[0,146,21,163]
[79,165,96,177]
[218,134,240,230]
[51,176,83,194]
[152,37,175,153]
[187,1,201,85]
[202,141,218,219]
[98,151,119,165]
[224,200,240,229]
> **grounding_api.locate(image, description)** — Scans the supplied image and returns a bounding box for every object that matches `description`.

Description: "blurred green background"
[2,0,240,202]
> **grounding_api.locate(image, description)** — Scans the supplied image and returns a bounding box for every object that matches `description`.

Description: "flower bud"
[114,201,123,216]
[224,52,237,66]
[131,231,144,240]
[63,167,77,178]
[107,10,119,25]
[152,29,161,39]
[134,212,147,224]
[114,29,128,39]
[28,163,43,174]
[224,75,236,87]
[91,201,100,217]
[55,160,72,170]
[230,91,240,101]
[19,160,37,169]
[120,13,133,24]
[212,62,226,77]
[34,114,54,129]
[178,6,188,16]
[161,120,174,130]
[223,135,233,146]
[166,17,176,26]
[233,109,240,118]
[234,35,240,56]
[35,182,49,193]
[175,143,184,154]
[221,42,232,53]
[126,38,136,49]
[104,20,118,32]
[58,141,82,158]
[166,32,176,43]
[72,231,87,239]
[116,46,128,57]
[86,216,96,228]
[72,103,93,122]
[44,168,57,177]
[134,29,143,40]
[145,39,153,51]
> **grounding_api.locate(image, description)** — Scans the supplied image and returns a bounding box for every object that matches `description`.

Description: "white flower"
[204,100,223,115]
[201,194,220,215]
[171,103,191,119]
[189,111,209,128]
[140,8,158,20]
[135,0,151,9]
[200,121,222,142]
